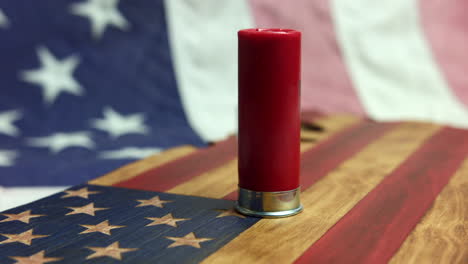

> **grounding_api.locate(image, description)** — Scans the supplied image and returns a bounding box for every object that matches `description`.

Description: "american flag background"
[0,1,468,262]
[0,0,209,208]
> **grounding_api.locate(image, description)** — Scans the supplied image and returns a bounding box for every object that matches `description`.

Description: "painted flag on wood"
[1,114,467,263]
[0,184,258,263]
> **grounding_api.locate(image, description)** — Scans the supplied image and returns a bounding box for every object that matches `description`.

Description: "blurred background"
[1,0,468,210]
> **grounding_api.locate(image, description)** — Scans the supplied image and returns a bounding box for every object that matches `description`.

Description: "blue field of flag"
[0,184,259,263]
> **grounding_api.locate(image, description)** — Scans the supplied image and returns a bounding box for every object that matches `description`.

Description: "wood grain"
[295,127,468,264]
[89,145,196,186]
[390,158,468,264]
[113,136,237,191]
[168,159,238,198]
[92,114,357,191]
[201,123,441,264]
[300,121,396,190]
[222,119,394,201]
[168,114,362,199]
[301,114,361,142]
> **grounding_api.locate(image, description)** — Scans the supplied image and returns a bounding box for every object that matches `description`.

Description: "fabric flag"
[2,0,468,211]
[0,114,467,263]
[0,0,207,210]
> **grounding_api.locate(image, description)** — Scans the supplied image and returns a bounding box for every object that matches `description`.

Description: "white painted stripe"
[0,186,68,211]
[332,0,468,128]
[164,0,254,141]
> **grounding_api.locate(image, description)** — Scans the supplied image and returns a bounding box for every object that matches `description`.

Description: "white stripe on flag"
[332,0,468,128]
[164,0,254,141]
[0,186,68,211]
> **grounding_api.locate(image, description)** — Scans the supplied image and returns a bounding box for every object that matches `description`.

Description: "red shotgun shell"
[236,28,302,218]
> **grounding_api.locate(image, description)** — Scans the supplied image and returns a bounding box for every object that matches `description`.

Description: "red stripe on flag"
[250,0,366,114]
[223,191,238,201]
[223,121,397,200]
[295,127,468,264]
[421,1,468,107]
[300,122,396,189]
[114,136,237,191]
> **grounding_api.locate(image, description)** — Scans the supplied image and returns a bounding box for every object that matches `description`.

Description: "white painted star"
[0,9,9,29]
[9,250,62,264]
[166,232,213,249]
[71,0,130,39]
[91,107,149,138]
[99,147,161,159]
[20,47,84,105]
[27,132,94,153]
[0,150,17,167]
[0,110,22,137]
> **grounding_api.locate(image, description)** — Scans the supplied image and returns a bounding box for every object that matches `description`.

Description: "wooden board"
[87,113,468,263]
[4,113,465,263]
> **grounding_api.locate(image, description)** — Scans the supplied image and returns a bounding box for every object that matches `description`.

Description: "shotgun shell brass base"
[235,187,303,218]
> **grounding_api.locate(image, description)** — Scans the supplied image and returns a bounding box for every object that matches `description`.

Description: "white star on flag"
[0,9,9,28]
[70,0,130,39]
[20,47,84,105]
[91,107,149,138]
[0,110,22,137]
[99,147,162,159]
[0,150,18,167]
[27,132,94,153]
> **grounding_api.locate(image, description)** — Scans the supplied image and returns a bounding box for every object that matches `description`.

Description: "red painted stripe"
[301,111,325,124]
[300,122,396,189]
[295,127,468,264]
[114,112,327,194]
[223,121,397,200]
[114,136,237,191]
[223,191,238,201]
